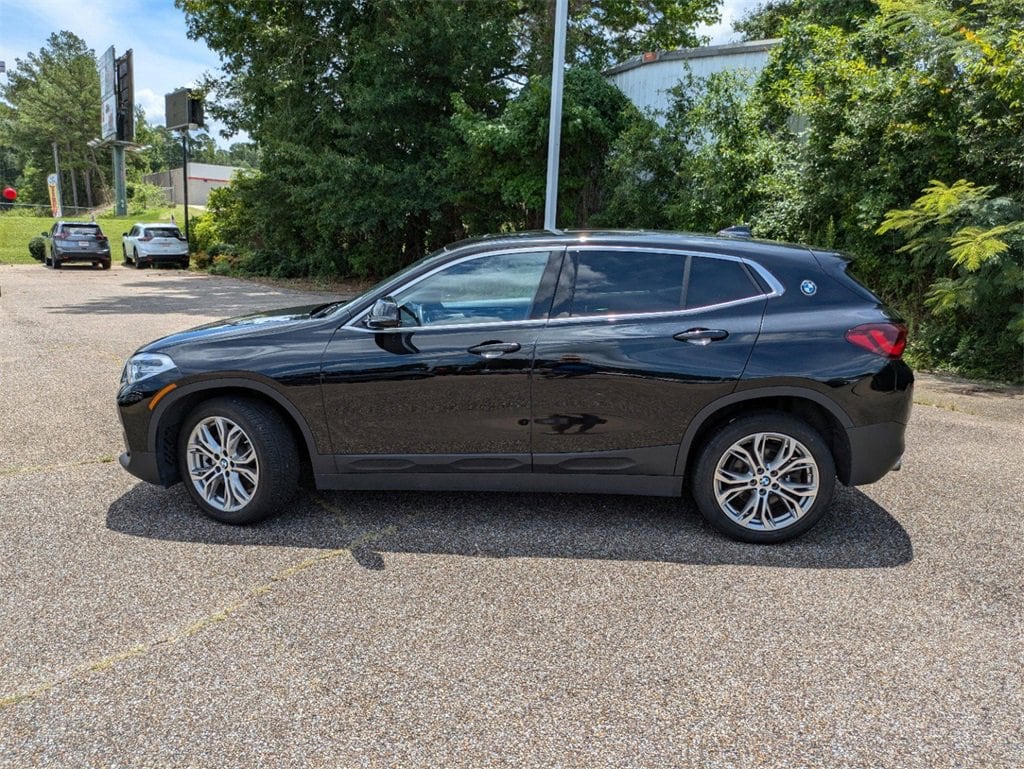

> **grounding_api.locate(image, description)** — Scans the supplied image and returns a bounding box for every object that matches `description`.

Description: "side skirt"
[313,472,682,497]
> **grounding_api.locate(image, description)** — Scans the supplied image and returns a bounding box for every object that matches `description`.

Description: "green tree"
[733,1,799,40]
[877,180,1023,379]
[177,0,719,277]
[0,31,109,210]
[214,142,259,169]
[179,0,522,277]
[451,67,641,232]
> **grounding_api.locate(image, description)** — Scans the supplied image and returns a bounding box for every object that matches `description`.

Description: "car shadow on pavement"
[45,278,335,318]
[106,482,912,570]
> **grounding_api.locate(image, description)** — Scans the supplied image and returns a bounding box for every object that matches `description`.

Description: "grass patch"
[0,206,198,265]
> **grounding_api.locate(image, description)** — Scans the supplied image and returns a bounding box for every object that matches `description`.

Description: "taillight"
[845,323,907,358]
[96,235,108,242]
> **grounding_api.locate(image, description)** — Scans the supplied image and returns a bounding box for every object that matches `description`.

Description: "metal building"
[605,39,781,119]
[143,163,242,207]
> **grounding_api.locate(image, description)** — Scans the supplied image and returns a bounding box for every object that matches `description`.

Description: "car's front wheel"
[178,398,300,524]
[691,413,836,543]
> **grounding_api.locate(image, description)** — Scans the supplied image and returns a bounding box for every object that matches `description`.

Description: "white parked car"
[122,223,189,269]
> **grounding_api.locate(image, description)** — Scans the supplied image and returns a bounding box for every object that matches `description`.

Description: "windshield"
[62,225,101,237]
[311,247,451,317]
[145,227,182,239]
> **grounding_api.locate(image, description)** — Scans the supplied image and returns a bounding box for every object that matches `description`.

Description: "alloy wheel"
[712,431,819,531]
[185,416,260,513]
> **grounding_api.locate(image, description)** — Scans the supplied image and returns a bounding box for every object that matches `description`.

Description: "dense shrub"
[28,235,45,261]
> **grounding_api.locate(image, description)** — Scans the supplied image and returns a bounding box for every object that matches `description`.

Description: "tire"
[178,397,300,525]
[122,245,129,265]
[52,255,61,269]
[691,412,836,544]
[101,260,111,270]
[134,248,144,269]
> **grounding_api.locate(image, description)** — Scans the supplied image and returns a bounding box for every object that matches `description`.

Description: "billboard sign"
[115,50,134,141]
[101,94,117,140]
[100,46,117,140]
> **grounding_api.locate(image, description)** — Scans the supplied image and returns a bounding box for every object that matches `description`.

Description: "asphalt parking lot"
[1,262,1022,768]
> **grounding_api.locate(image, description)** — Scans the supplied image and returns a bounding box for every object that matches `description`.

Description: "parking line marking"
[0,494,419,709]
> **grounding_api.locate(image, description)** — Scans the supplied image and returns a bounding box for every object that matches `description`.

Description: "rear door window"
[569,250,685,316]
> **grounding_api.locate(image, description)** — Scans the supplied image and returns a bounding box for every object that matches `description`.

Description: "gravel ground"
[1,263,1022,768]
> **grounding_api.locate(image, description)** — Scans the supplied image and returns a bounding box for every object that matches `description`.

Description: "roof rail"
[717,224,753,238]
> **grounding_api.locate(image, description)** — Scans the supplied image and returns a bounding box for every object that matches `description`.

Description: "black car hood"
[137,304,328,353]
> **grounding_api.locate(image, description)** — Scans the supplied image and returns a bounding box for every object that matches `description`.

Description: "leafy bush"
[189,211,218,256]
[209,253,240,276]
[28,235,45,261]
[128,183,172,215]
[191,249,212,270]
[208,242,239,258]
[876,180,1023,381]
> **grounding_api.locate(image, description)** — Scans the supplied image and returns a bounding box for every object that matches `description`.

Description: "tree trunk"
[83,168,94,209]
[89,149,110,206]
[68,148,80,211]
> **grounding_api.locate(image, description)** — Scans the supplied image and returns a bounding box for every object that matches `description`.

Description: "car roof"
[444,229,825,266]
[57,220,100,226]
[133,222,180,228]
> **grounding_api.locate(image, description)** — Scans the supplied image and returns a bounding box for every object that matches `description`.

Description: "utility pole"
[181,131,190,250]
[112,146,127,216]
[543,0,568,232]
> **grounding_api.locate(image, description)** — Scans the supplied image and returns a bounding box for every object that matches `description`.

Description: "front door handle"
[468,341,521,359]
[673,328,729,346]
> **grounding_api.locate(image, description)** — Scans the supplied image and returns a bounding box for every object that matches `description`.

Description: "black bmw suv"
[117,231,912,543]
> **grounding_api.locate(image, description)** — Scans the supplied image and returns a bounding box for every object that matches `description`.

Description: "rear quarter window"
[685,256,763,308]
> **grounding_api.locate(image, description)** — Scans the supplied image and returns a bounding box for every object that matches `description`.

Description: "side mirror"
[122,231,129,236]
[366,297,401,329]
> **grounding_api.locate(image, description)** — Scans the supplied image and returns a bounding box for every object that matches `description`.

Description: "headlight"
[122,353,176,385]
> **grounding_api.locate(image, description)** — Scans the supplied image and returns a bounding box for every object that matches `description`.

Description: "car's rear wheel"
[691,413,835,543]
[52,256,61,269]
[134,248,144,269]
[178,398,300,525]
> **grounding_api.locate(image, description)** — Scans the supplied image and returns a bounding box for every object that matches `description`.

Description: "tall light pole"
[544,0,569,232]
[181,130,191,249]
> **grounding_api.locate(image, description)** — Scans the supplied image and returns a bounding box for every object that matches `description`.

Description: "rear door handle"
[673,328,729,346]
[468,341,521,359]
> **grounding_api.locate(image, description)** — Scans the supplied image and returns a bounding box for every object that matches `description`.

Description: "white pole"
[544,0,568,232]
